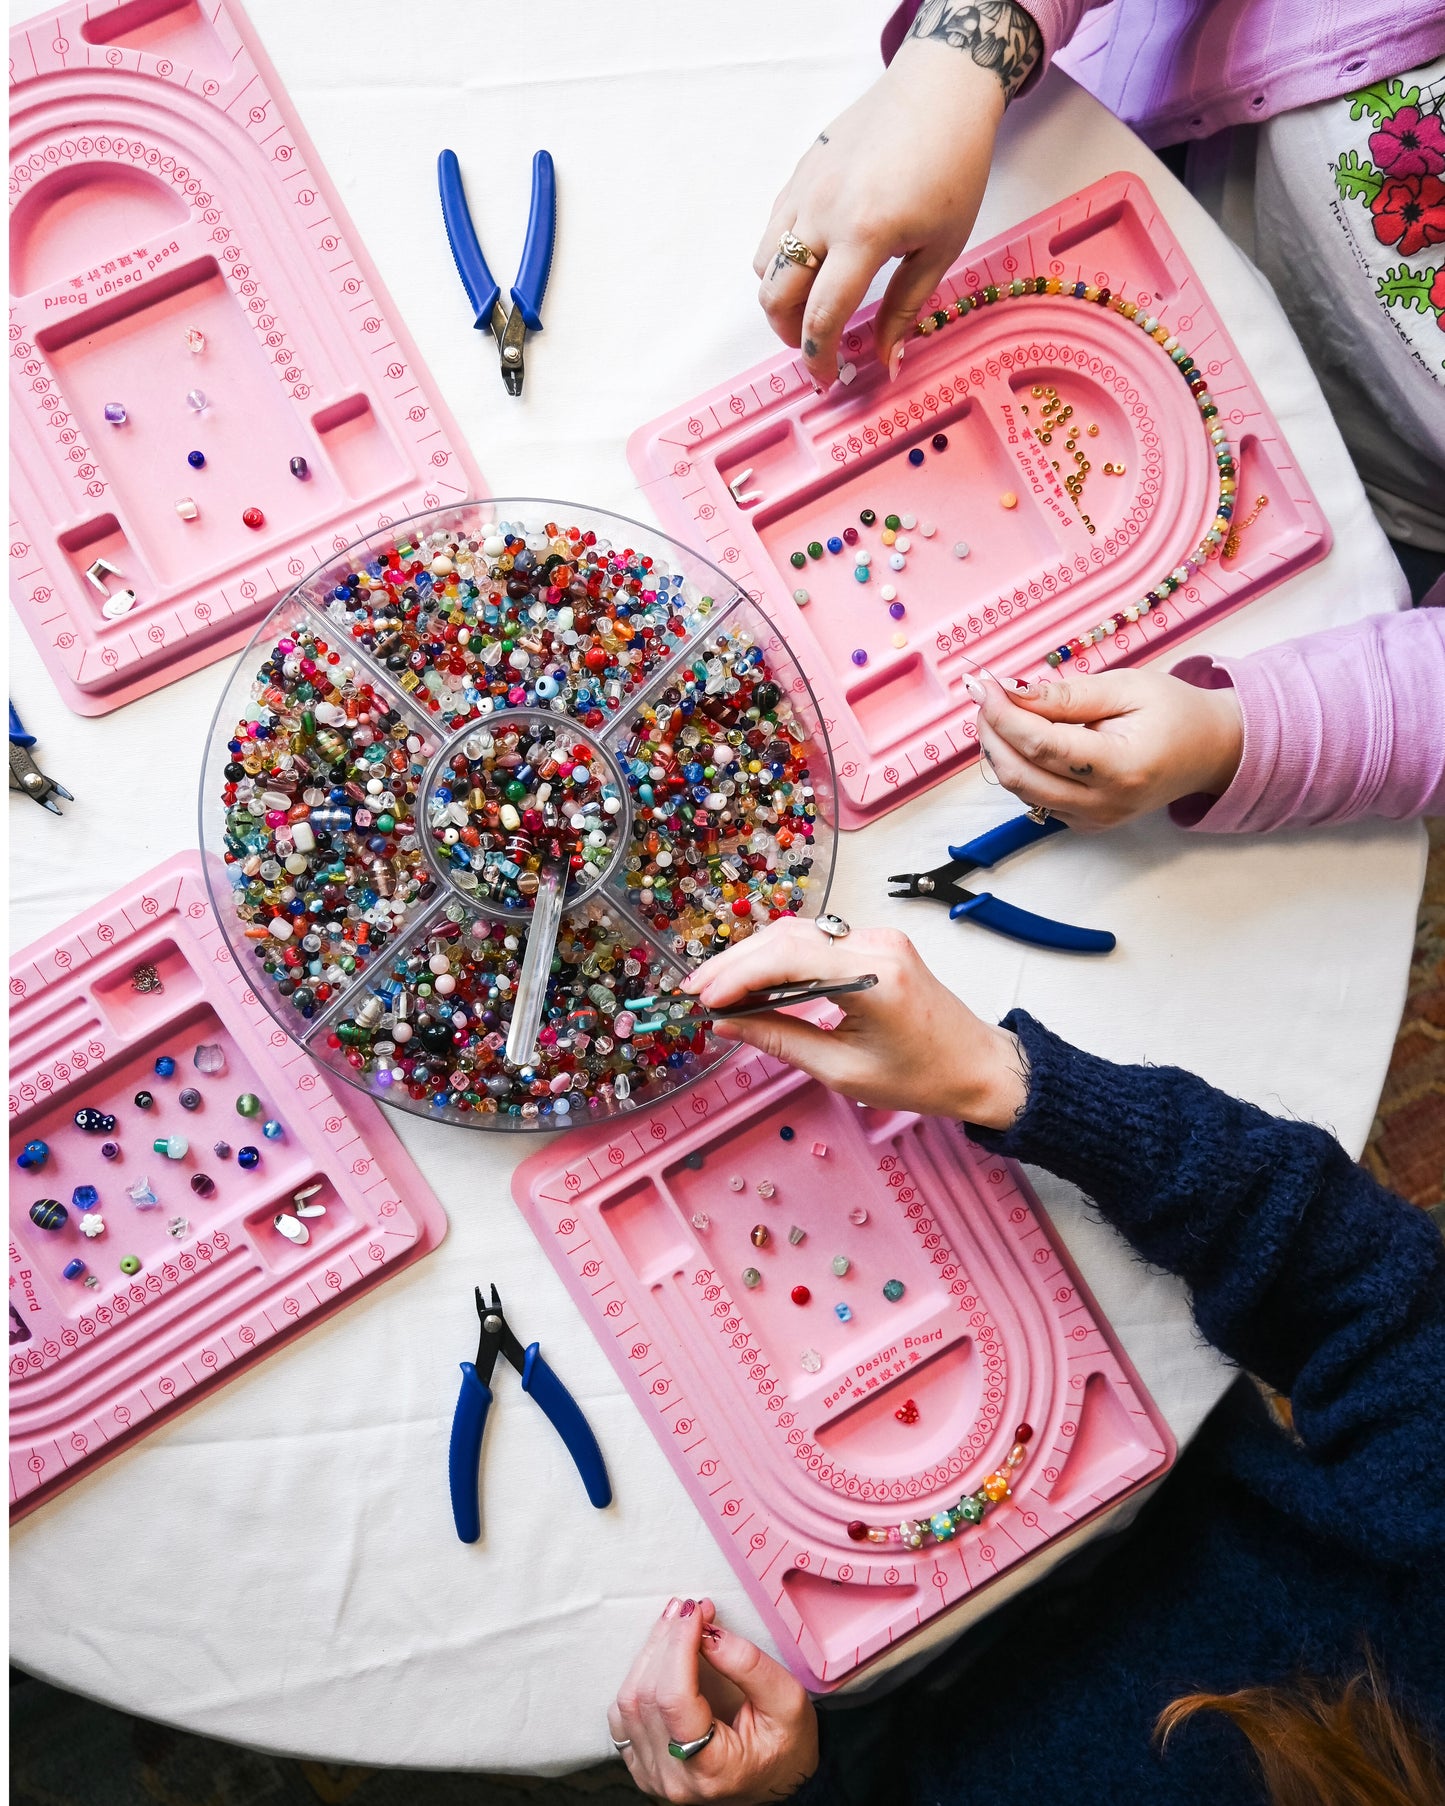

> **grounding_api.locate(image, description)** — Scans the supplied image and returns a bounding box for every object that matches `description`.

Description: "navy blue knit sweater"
[794,1011,1445,1806]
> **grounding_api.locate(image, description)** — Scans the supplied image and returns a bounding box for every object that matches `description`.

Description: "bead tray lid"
[512,1030,1174,1691]
[8,851,449,1521]
[627,171,1330,828]
[8,0,483,715]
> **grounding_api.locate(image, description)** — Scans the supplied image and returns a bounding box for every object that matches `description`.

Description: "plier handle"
[438,148,556,397]
[9,701,73,816]
[448,1283,611,1544]
[889,813,1115,954]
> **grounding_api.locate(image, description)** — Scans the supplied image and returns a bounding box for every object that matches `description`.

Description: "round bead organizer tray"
[200,501,838,1133]
[513,1031,1174,1691]
[628,172,1330,828]
[8,0,483,716]
[8,852,448,1521]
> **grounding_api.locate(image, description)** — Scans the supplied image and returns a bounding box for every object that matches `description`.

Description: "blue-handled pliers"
[888,813,1115,954]
[449,1283,611,1544]
[438,148,556,398]
[9,701,73,816]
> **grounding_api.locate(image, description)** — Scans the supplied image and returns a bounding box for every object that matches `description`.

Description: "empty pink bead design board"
[8,853,449,1521]
[629,173,1330,829]
[514,1031,1174,1691]
[8,0,484,716]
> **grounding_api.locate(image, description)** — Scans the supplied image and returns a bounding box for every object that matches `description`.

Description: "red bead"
[242,506,265,530]
[1014,1422,1033,1443]
[846,1520,869,1542]
[790,1285,810,1306]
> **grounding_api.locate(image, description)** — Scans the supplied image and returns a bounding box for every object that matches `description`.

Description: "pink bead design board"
[628,173,1330,828]
[513,1027,1174,1691]
[8,852,449,1521]
[8,0,484,715]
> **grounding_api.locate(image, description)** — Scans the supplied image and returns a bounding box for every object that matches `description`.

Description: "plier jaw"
[8,702,73,815]
[472,1281,525,1387]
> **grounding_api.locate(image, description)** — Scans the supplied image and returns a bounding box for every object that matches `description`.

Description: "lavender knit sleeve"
[1167,608,1445,832]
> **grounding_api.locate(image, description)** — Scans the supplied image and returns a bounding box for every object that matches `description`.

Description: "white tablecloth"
[9,0,1425,1774]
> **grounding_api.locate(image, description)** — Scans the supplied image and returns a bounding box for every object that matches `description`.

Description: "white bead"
[434,974,457,995]
[428,953,450,974]
[268,917,293,941]
[879,584,897,602]
[854,549,871,567]
[900,513,917,530]
[499,804,521,830]
[482,536,505,557]
[953,542,970,559]
[175,497,199,521]
[894,535,911,552]
[889,553,906,571]
[919,521,937,538]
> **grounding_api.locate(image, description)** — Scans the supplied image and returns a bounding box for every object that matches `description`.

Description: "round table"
[9,0,1425,1775]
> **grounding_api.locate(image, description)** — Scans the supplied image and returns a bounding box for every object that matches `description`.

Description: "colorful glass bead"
[859,509,876,526]
[185,388,207,412]
[153,1136,188,1160]
[179,1088,202,1111]
[691,1212,710,1231]
[289,456,310,480]
[16,1140,49,1171]
[119,1255,142,1276]
[834,1302,852,1322]
[134,1091,154,1110]
[190,1173,216,1198]
[800,1349,822,1374]
[882,1279,905,1302]
[790,1285,811,1306]
[262,1119,284,1140]
[127,1175,158,1206]
[848,1207,868,1226]
[756,1179,775,1199]
[895,1398,919,1424]
[958,1497,985,1524]
[851,649,868,666]
[907,448,924,466]
[983,1473,1010,1502]
[29,1199,67,1232]
[930,1512,956,1541]
[889,602,906,620]
[236,1093,262,1117]
[103,402,128,425]
[741,1267,761,1288]
[237,1146,261,1170]
[792,589,810,604]
[194,1043,227,1075]
[74,1108,116,1134]
[831,1255,850,1277]
[931,434,948,451]
[213,1141,233,1160]
[71,1185,98,1209]
[100,1142,120,1161]
[168,1216,190,1238]
[63,1259,87,1281]
[750,1224,770,1248]
[779,1126,795,1141]
[953,541,970,559]
[155,1056,176,1077]
[242,507,265,530]
[188,450,206,469]
[847,1520,869,1542]
[807,541,824,560]
[1015,1422,1033,1443]
[826,536,843,554]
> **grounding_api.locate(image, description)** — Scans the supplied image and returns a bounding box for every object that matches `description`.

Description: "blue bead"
[853,566,870,583]
[237,1146,261,1169]
[188,449,206,469]
[63,1259,87,1281]
[71,1185,98,1209]
[826,536,843,554]
[29,1199,67,1231]
[16,1140,49,1171]
[262,1120,284,1140]
[908,447,925,466]
[834,1303,852,1322]
[780,1126,795,1140]
[154,1055,176,1077]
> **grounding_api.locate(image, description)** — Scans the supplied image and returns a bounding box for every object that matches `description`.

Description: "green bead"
[930,1511,956,1541]
[807,541,824,560]
[505,780,526,803]
[375,813,395,834]
[236,1092,262,1117]
[120,1255,141,1276]
[790,551,807,569]
[883,515,901,532]
[882,1278,905,1302]
[958,1496,985,1524]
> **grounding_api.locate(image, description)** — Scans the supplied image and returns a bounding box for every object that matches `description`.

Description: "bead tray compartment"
[513,1032,1174,1690]
[199,501,839,1132]
[8,852,448,1520]
[628,172,1330,828]
[8,0,483,716]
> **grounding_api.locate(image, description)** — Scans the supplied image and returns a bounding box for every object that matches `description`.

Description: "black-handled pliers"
[889,813,1115,954]
[448,1284,611,1543]
[9,701,73,816]
[437,148,556,397]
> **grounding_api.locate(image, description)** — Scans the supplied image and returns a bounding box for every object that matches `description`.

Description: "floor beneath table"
[11,829,1443,1803]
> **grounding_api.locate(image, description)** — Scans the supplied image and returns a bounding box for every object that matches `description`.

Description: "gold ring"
[778,230,820,270]
[1027,804,1052,824]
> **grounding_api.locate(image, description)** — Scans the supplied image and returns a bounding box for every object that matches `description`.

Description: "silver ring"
[611,1738,632,1753]
[815,913,850,939]
[1026,804,1052,825]
[778,230,820,270]
[668,1721,717,1761]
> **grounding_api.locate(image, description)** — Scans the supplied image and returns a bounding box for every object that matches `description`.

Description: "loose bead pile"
[913,277,1238,666]
[847,1422,1032,1548]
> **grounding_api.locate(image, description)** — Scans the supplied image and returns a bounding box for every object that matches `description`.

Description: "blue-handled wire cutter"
[438,148,556,397]
[9,700,73,816]
[449,1283,611,1543]
[888,813,1115,954]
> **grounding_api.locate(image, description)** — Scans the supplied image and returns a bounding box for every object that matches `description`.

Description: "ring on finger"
[778,229,820,269]
[815,913,850,939]
[1027,804,1052,825]
[610,1738,632,1753]
[668,1721,717,1761]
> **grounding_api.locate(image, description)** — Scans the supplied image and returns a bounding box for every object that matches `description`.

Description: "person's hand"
[682,918,1027,1130]
[752,38,1007,390]
[968,669,1244,830]
[609,1596,818,1804]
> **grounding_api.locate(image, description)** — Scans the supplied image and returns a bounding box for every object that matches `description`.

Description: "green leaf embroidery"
[1334,150,1382,202]
[1348,78,1423,125]
[1375,264,1440,314]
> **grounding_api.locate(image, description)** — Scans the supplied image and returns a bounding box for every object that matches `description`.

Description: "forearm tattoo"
[907,1,1043,103]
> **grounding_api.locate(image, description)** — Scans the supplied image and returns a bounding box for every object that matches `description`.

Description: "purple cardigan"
[882,2,1445,145]
[1168,608,1445,831]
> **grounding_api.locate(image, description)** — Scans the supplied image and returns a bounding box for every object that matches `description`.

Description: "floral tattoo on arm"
[907,1,1043,103]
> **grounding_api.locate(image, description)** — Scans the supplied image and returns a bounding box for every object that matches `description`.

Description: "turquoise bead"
[930,1512,956,1541]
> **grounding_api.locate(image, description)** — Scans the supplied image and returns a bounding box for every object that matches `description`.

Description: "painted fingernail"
[962,676,985,704]
[680,1599,697,1618]
[663,1597,680,1619]
[888,341,905,382]
[701,1624,723,1643]
[1007,678,1038,696]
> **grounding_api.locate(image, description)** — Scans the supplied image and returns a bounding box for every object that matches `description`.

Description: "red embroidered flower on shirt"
[1369,105,1445,177]
[1370,173,1445,257]
[1431,269,1445,332]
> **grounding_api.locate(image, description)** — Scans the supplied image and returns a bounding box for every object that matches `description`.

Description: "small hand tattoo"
[802,337,819,358]
[907,0,1043,103]
[1069,763,1094,776]
[768,249,790,281]
[816,131,830,145]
